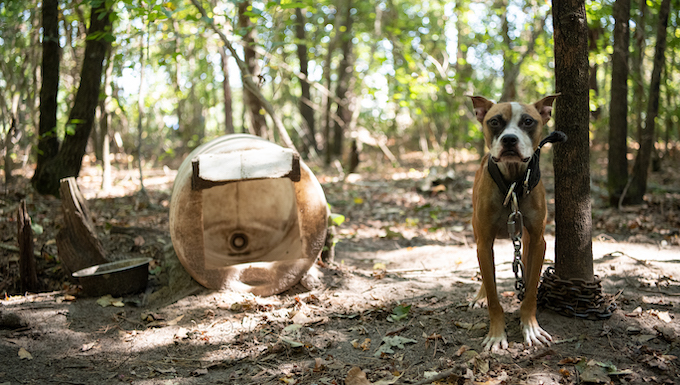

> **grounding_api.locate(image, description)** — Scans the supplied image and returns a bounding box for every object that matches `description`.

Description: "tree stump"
[56,177,108,275]
[17,200,39,292]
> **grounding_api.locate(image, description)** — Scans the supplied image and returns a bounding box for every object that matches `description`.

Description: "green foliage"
[2,0,676,171]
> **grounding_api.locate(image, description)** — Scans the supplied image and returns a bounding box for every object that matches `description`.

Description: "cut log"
[17,200,39,292]
[56,177,108,275]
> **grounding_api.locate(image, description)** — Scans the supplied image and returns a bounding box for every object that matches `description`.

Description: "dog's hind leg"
[468,282,488,309]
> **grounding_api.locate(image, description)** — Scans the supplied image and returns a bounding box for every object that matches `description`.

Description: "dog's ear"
[468,96,495,123]
[534,93,561,124]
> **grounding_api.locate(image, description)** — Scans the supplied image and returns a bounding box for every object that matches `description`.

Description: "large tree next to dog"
[551,0,593,281]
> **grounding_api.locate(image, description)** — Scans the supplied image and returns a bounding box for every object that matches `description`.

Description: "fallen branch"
[0,242,40,258]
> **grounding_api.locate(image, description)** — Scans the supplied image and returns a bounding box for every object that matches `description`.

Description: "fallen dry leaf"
[192,368,208,376]
[558,357,580,365]
[454,321,487,331]
[96,295,124,308]
[166,314,184,326]
[651,310,672,323]
[359,338,371,351]
[473,379,503,385]
[134,235,145,246]
[81,341,97,352]
[346,367,372,385]
[18,347,33,360]
[455,345,469,357]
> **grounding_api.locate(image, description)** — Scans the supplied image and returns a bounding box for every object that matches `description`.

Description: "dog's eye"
[522,118,535,127]
[487,119,500,128]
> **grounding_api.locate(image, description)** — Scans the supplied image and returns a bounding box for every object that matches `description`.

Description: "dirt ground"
[0,150,679,385]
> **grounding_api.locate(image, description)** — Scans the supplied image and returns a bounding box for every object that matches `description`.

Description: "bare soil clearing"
[0,154,679,384]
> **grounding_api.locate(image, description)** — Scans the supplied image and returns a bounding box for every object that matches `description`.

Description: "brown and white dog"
[468,94,561,351]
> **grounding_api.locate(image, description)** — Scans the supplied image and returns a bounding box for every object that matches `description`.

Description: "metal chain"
[505,188,526,301]
[537,267,617,319]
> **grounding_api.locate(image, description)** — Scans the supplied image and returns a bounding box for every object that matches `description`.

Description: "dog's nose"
[501,134,518,147]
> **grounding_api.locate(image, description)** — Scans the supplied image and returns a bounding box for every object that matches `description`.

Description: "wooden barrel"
[169,134,328,296]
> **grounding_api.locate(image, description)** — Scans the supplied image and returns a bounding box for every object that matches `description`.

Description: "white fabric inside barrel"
[195,148,295,182]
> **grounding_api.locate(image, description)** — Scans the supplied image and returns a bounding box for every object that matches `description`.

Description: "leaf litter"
[1,158,679,384]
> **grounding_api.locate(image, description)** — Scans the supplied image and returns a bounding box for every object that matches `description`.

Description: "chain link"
[505,189,526,300]
[537,267,617,319]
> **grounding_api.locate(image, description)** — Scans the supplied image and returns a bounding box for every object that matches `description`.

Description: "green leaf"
[280,337,304,348]
[387,304,411,322]
[30,223,43,235]
[329,213,345,226]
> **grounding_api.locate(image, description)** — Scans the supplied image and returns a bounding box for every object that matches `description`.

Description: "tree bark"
[627,0,670,204]
[588,23,601,119]
[136,30,147,196]
[56,177,108,275]
[99,47,113,194]
[608,0,631,206]
[295,8,316,152]
[32,1,112,196]
[323,9,340,165]
[238,1,268,139]
[631,0,646,154]
[33,0,60,186]
[551,0,593,281]
[18,200,39,292]
[218,46,235,134]
[500,1,517,102]
[331,0,354,158]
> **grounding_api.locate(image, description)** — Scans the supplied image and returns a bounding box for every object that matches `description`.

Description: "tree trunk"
[296,8,316,152]
[56,177,108,275]
[32,1,112,196]
[99,47,113,194]
[664,56,675,157]
[500,1,516,103]
[627,0,670,204]
[331,0,354,159]
[18,200,39,292]
[551,0,593,281]
[136,31,147,196]
[218,45,235,134]
[608,0,631,207]
[238,1,268,139]
[323,10,340,165]
[631,0,646,153]
[588,23,601,120]
[33,0,60,186]
[499,12,546,104]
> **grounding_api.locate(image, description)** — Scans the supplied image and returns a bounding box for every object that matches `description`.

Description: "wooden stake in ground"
[17,200,39,292]
[56,177,108,275]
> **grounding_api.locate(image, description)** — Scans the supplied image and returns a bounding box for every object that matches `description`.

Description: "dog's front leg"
[476,240,508,351]
[519,230,552,347]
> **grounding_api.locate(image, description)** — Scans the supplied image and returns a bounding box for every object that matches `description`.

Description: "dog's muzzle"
[493,134,531,162]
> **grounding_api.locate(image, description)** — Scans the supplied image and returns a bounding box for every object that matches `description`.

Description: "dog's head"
[469,95,559,164]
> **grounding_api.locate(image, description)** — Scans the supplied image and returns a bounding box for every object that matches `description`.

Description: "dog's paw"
[521,321,552,347]
[482,332,508,352]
